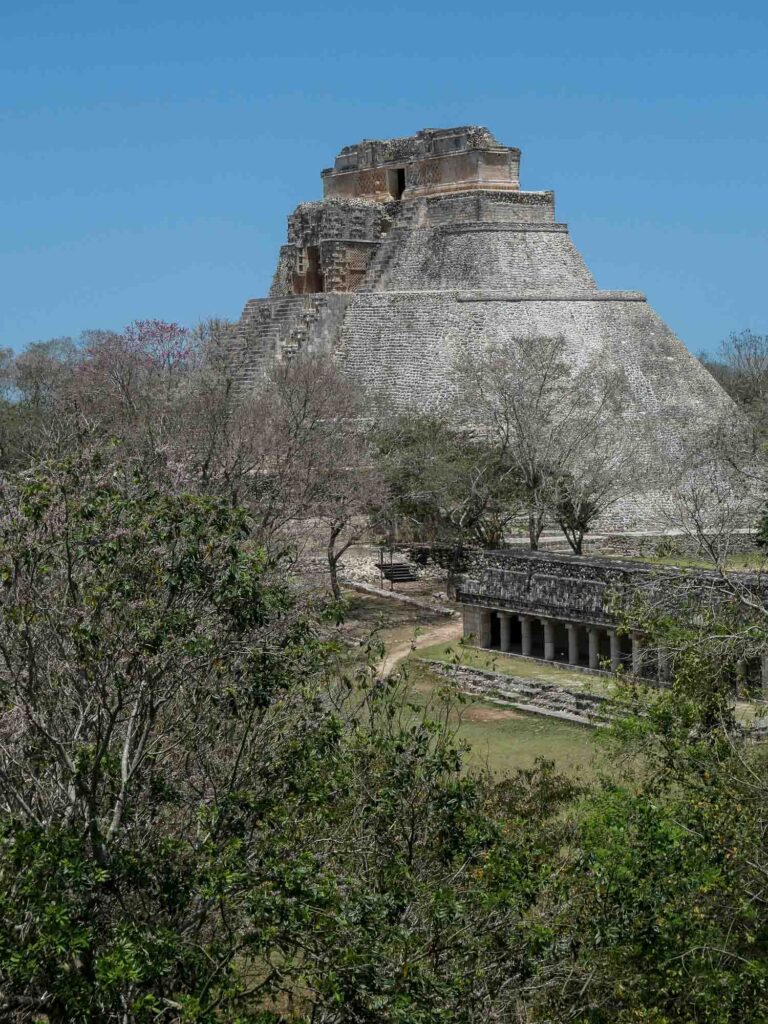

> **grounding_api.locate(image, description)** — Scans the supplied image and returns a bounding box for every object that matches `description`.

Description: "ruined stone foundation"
[225,126,731,531]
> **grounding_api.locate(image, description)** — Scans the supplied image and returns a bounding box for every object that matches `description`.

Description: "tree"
[317,445,388,601]
[376,411,524,556]
[0,338,81,469]
[10,336,79,408]
[547,443,634,554]
[0,444,320,1020]
[450,334,630,549]
[0,442,589,1022]
[700,330,768,413]
[528,626,768,1023]
[0,323,204,474]
[171,351,387,570]
[72,321,199,466]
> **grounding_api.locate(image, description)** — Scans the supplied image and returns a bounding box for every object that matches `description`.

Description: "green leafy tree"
[0,442,585,1023]
[377,412,524,559]
[0,445,320,1021]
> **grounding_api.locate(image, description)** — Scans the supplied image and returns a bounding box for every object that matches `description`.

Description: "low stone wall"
[425,660,768,741]
[404,532,761,571]
[581,530,759,560]
[344,581,457,616]
[421,660,611,727]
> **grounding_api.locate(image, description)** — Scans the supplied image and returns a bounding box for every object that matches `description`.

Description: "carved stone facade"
[224,125,732,531]
[322,126,520,201]
[270,198,394,296]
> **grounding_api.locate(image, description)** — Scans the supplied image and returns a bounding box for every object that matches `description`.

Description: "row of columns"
[497,611,643,674]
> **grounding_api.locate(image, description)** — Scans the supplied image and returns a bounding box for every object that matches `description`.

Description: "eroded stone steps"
[358,201,423,292]
[421,660,613,727]
[228,296,331,385]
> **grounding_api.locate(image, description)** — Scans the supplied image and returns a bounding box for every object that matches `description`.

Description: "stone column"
[566,623,579,666]
[542,619,555,661]
[519,615,532,658]
[499,612,512,653]
[463,606,492,649]
[588,627,600,670]
[631,631,643,675]
[608,629,621,672]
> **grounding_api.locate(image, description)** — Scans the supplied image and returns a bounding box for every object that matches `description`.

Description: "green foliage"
[0,445,580,1022]
[535,703,768,1023]
[375,412,523,554]
[0,446,322,1020]
[4,441,768,1021]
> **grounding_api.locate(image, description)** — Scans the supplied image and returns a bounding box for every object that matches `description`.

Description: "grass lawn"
[340,593,614,779]
[403,660,608,780]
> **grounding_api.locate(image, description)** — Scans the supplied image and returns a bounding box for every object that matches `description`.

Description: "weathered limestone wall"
[226,125,735,531]
[456,552,645,627]
[336,287,725,528]
[461,604,492,648]
[322,126,521,201]
[425,190,556,226]
[356,228,596,292]
[223,293,353,387]
[426,661,612,726]
[269,197,393,297]
[455,549,760,628]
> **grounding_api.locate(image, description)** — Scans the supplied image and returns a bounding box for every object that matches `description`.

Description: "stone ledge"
[342,581,458,616]
[457,290,646,302]
[463,644,614,678]
[420,660,612,727]
[438,223,568,234]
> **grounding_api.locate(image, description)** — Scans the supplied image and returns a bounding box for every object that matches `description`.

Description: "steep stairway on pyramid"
[358,200,424,293]
[226,295,335,387]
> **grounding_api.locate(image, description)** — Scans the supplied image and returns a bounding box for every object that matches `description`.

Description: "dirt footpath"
[379,618,463,678]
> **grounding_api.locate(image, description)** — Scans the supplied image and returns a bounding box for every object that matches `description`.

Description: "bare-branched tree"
[699,330,768,414]
[450,334,632,549]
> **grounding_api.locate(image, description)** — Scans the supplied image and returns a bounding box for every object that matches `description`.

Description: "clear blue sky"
[1,0,766,354]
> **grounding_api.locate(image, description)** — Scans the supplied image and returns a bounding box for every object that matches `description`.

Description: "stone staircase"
[244,296,326,357]
[421,661,613,727]
[358,200,424,292]
[375,560,419,586]
[226,295,332,387]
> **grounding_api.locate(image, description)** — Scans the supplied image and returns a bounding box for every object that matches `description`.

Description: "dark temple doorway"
[388,168,406,200]
[305,246,324,292]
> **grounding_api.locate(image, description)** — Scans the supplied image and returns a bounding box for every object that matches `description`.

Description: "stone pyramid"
[226,126,729,530]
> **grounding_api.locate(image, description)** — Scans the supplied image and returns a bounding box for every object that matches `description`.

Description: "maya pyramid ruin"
[225,126,730,530]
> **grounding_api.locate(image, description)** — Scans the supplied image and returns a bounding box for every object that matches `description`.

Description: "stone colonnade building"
[453,550,760,682]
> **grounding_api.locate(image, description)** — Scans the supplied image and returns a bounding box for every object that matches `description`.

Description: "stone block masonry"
[224,125,734,531]
[455,549,768,687]
[422,660,612,727]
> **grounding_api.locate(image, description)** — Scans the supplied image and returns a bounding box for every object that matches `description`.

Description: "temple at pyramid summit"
[225,126,730,530]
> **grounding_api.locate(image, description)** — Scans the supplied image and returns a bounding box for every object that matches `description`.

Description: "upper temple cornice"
[321,125,521,201]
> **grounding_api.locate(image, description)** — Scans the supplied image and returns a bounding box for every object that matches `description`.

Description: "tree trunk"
[528,510,546,550]
[528,512,538,551]
[327,524,344,601]
[327,548,341,601]
[560,523,584,554]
